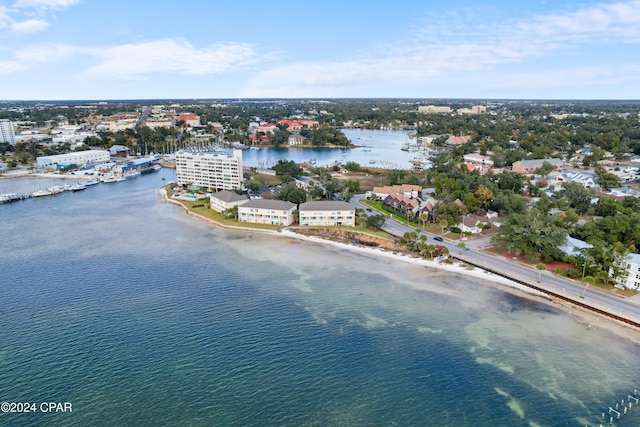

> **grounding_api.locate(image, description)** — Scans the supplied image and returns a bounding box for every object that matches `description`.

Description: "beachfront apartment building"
[175,150,243,191]
[209,190,248,213]
[0,119,16,145]
[238,199,296,226]
[36,150,111,168]
[298,201,355,227]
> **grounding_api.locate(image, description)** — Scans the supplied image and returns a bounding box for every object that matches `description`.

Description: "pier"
[599,389,639,425]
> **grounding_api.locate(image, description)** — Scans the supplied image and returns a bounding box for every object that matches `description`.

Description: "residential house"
[297,119,319,129]
[209,190,248,213]
[460,153,494,174]
[255,123,278,134]
[456,214,490,234]
[178,113,201,127]
[446,135,472,145]
[366,185,422,200]
[288,133,305,145]
[559,236,593,258]
[277,120,302,132]
[238,199,296,226]
[384,194,420,218]
[551,171,596,189]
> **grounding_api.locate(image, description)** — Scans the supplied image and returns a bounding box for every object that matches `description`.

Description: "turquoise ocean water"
[1,171,639,426]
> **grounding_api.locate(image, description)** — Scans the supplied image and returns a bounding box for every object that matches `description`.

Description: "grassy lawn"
[180,200,285,231]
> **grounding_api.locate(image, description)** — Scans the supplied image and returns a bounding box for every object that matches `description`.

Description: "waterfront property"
[209,190,248,213]
[238,199,296,225]
[0,118,16,145]
[175,149,243,191]
[298,201,355,227]
[36,150,111,169]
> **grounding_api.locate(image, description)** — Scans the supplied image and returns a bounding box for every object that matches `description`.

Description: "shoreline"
[160,189,640,345]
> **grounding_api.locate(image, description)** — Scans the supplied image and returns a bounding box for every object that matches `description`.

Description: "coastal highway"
[349,195,640,325]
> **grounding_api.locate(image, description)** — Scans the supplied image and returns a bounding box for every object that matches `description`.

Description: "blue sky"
[1,0,639,100]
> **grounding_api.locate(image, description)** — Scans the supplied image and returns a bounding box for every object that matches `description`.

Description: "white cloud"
[83,39,266,78]
[242,0,640,97]
[11,18,48,33]
[13,0,82,12]
[0,39,270,79]
[2,0,81,34]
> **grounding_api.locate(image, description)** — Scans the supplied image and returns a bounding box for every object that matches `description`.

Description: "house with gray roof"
[299,201,355,227]
[238,199,296,225]
[209,190,248,213]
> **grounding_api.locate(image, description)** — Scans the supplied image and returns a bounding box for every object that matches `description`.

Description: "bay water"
[1,171,639,426]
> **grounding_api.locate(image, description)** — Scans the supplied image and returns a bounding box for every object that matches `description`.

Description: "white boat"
[32,189,53,197]
[250,146,260,150]
[101,176,117,183]
[81,178,100,186]
[69,183,87,192]
[47,186,65,194]
[115,176,126,182]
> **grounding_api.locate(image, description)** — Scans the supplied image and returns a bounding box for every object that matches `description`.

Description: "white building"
[418,105,452,114]
[36,150,111,168]
[0,119,16,145]
[620,253,640,291]
[209,190,248,213]
[238,199,296,225]
[299,201,355,227]
[175,150,243,190]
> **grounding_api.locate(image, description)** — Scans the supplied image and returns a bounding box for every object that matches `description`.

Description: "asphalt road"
[350,195,640,324]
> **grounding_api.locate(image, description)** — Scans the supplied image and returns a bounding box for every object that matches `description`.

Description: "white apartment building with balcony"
[0,119,16,145]
[238,199,296,226]
[299,201,355,227]
[175,149,243,190]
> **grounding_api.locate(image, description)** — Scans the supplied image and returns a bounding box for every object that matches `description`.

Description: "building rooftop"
[241,199,296,210]
[299,201,354,211]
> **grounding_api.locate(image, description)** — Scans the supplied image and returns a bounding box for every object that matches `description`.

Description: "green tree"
[275,182,307,204]
[494,208,568,260]
[387,169,406,185]
[535,161,556,177]
[596,171,622,190]
[273,160,303,179]
[366,214,386,230]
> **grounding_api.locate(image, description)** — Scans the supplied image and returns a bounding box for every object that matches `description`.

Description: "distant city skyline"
[1,0,639,100]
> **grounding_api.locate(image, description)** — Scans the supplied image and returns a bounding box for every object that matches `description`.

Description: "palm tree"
[536,263,546,282]
[439,219,448,235]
